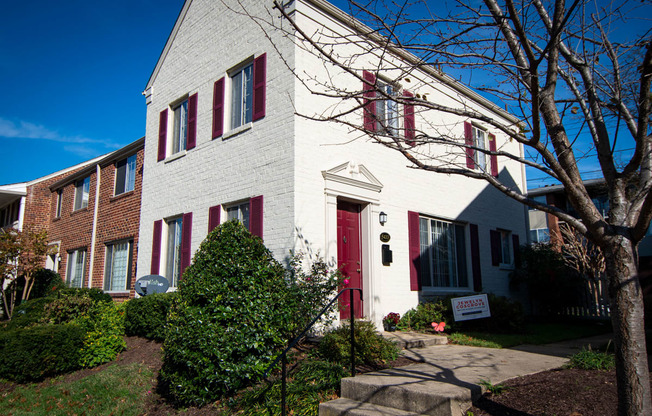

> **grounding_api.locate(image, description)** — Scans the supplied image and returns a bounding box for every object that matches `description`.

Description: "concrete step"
[338,368,480,416]
[319,398,424,416]
[382,332,448,349]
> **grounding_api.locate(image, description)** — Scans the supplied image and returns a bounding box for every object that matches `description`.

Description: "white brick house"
[137,0,529,327]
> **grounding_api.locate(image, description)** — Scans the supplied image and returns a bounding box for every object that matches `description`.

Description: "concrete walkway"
[320,332,614,416]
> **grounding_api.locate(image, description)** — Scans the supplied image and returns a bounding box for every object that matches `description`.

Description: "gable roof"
[144,0,520,125]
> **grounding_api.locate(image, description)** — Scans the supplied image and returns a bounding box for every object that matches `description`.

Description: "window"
[491,229,513,266]
[66,249,86,288]
[473,126,487,171]
[172,99,188,154]
[375,81,400,135]
[115,155,137,195]
[227,202,250,231]
[528,195,547,210]
[230,63,253,129]
[166,217,183,287]
[104,241,132,291]
[74,176,90,211]
[419,217,468,288]
[530,228,550,243]
[55,190,63,217]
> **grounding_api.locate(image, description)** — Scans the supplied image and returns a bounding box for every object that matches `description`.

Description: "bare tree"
[240,0,652,413]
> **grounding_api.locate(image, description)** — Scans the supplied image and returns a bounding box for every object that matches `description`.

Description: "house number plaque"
[380,232,391,243]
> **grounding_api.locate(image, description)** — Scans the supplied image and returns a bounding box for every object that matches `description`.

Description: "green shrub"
[23,269,65,299]
[0,324,85,382]
[40,287,113,325]
[59,287,113,303]
[397,301,447,331]
[318,320,400,366]
[159,220,296,407]
[5,296,56,329]
[75,301,126,368]
[124,292,177,341]
[566,347,615,370]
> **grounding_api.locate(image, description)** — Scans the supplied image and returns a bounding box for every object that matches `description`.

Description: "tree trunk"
[605,237,652,415]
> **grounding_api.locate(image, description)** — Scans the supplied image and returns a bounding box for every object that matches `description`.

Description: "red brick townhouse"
[45,138,144,299]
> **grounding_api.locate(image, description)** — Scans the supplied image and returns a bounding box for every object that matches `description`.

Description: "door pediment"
[322,161,383,194]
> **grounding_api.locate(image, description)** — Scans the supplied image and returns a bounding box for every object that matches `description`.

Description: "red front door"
[337,201,363,319]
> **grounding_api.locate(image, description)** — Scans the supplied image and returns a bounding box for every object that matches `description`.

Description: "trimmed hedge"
[124,292,177,341]
[0,324,85,382]
[318,320,400,366]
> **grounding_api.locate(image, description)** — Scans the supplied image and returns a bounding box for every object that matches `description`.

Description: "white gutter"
[87,164,101,289]
[17,196,26,232]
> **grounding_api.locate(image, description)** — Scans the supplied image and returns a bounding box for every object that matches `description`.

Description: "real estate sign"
[451,294,491,321]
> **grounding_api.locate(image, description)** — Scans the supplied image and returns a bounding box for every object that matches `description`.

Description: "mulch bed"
[465,367,644,416]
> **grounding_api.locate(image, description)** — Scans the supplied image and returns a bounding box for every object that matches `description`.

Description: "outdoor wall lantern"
[379,211,388,225]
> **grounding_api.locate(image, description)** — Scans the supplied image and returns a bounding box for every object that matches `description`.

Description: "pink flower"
[431,322,446,332]
[343,279,350,286]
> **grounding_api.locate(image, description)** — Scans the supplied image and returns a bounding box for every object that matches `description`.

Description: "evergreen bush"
[124,292,177,341]
[75,301,126,368]
[0,324,85,382]
[397,301,446,331]
[159,220,296,407]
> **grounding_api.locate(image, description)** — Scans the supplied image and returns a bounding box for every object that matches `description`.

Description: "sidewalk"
[320,332,614,415]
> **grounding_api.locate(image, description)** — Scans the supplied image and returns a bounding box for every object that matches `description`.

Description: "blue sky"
[0,0,648,189]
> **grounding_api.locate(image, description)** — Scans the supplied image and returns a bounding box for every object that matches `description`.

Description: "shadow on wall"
[413,167,528,308]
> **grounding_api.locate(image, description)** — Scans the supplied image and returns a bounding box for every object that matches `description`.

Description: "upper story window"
[530,228,550,243]
[473,126,488,171]
[74,176,90,211]
[528,195,547,210]
[419,216,468,289]
[375,81,401,135]
[491,229,514,267]
[226,201,250,231]
[172,99,188,154]
[230,63,253,129]
[115,154,137,195]
[55,190,63,217]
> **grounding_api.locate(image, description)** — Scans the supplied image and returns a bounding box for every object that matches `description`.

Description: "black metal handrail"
[264,287,363,416]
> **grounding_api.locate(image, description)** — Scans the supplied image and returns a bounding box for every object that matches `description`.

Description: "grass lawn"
[449,321,612,348]
[0,363,154,416]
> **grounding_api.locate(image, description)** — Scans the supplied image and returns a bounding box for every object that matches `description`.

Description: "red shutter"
[252,53,267,121]
[489,133,498,177]
[208,205,221,232]
[407,211,421,291]
[470,224,482,291]
[250,195,263,238]
[151,220,162,274]
[187,93,198,150]
[404,90,415,146]
[512,234,520,267]
[158,109,168,161]
[363,71,376,131]
[490,229,501,266]
[212,78,225,138]
[464,121,474,169]
[180,212,193,277]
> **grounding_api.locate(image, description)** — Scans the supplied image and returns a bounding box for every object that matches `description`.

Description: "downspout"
[88,164,101,289]
[17,195,26,232]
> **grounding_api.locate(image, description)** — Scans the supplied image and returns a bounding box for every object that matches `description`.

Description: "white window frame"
[165,217,183,288]
[226,201,250,231]
[73,176,90,211]
[375,80,401,136]
[55,190,63,218]
[473,125,488,171]
[171,99,188,155]
[419,216,469,290]
[229,61,253,130]
[529,228,550,244]
[66,249,86,288]
[104,240,132,292]
[114,154,137,196]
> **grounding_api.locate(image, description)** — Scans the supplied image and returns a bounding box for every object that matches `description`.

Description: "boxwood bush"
[75,300,126,368]
[159,220,298,407]
[0,324,85,382]
[397,301,447,331]
[124,292,177,341]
